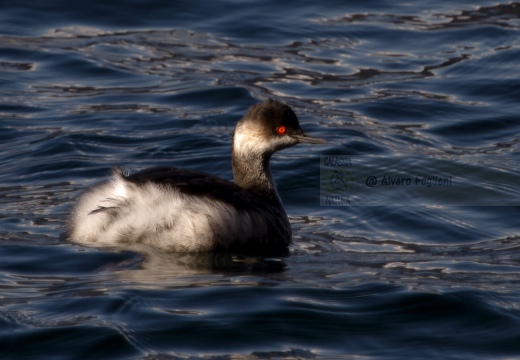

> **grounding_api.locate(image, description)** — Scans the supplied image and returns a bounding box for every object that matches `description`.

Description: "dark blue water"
[1,1,520,359]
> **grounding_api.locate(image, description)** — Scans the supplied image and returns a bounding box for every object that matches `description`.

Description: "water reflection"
[318,3,520,31]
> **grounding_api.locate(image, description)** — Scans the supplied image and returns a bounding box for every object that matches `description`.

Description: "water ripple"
[1,1,520,358]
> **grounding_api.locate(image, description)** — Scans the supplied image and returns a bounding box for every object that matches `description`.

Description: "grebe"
[68,99,325,256]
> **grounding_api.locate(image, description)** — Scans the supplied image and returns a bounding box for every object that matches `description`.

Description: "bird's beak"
[292,133,326,144]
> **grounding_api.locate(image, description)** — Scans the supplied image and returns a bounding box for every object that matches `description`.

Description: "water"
[1,0,520,358]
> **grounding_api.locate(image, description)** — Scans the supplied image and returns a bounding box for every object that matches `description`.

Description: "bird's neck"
[231,148,282,206]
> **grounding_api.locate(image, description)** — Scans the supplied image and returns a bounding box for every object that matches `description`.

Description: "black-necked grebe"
[68,99,325,255]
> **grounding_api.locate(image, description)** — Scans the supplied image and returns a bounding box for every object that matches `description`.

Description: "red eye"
[276,126,287,135]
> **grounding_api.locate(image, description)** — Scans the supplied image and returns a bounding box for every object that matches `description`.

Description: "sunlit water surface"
[1,1,520,359]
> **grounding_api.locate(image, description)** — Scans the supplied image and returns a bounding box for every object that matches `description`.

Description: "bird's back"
[68,167,291,255]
